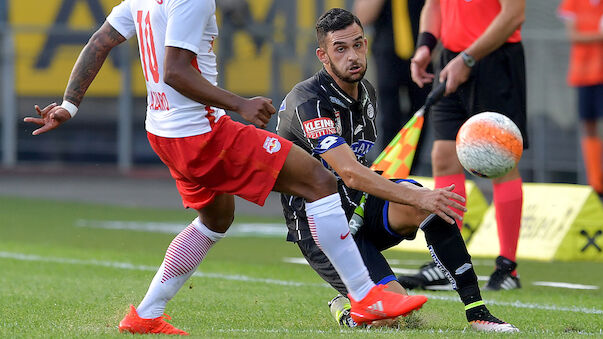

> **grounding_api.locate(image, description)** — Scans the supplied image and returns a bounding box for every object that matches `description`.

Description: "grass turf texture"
[1,196,602,338]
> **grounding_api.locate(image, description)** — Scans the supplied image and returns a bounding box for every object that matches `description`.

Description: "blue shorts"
[577,85,603,121]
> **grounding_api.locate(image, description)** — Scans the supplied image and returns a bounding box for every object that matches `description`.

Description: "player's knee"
[431,148,461,174]
[389,206,426,235]
[199,213,233,233]
[392,223,419,237]
[305,162,337,200]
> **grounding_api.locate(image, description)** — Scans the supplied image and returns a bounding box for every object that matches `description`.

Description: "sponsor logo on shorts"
[263,137,281,154]
[303,118,337,139]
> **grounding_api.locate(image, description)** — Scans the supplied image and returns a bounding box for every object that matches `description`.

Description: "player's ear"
[316,47,329,65]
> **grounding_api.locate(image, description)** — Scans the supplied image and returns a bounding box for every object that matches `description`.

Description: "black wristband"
[416,32,438,53]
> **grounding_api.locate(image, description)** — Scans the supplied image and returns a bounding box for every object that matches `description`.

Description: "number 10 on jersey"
[136,10,160,83]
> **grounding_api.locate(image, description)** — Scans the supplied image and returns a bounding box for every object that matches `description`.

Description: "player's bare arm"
[320,143,466,224]
[352,0,386,25]
[164,47,275,128]
[440,0,525,94]
[24,22,126,135]
[410,0,441,87]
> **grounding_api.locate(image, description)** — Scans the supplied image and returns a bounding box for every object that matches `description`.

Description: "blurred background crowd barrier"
[0,0,587,185]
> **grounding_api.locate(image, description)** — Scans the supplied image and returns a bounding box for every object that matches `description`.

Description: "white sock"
[136,217,225,318]
[305,193,375,301]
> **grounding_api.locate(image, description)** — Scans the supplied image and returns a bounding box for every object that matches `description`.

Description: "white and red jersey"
[107,0,226,138]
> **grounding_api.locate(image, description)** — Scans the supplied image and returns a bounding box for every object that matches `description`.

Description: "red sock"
[493,178,523,272]
[581,137,603,193]
[434,173,466,230]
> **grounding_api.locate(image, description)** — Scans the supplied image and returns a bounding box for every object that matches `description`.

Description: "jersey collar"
[318,68,367,109]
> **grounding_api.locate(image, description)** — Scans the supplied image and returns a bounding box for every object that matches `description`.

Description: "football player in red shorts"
[24,0,465,334]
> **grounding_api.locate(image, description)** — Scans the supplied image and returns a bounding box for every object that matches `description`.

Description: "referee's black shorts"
[296,179,420,296]
[431,42,529,149]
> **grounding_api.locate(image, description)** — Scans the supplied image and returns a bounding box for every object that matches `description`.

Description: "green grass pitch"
[1,196,602,338]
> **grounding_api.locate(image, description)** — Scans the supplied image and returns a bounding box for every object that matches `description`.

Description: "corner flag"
[370,81,447,179]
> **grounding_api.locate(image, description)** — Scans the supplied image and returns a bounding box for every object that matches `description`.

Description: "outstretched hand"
[238,96,276,129]
[417,184,466,224]
[24,103,72,135]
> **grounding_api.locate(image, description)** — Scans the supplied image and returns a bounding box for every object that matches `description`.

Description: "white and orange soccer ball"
[456,112,523,179]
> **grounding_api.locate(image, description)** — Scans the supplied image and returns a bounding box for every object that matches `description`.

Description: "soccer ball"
[456,112,523,179]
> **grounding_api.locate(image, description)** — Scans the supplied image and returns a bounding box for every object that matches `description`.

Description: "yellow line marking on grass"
[1,251,601,315]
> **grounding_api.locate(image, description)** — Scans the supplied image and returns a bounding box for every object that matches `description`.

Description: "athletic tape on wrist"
[416,32,437,53]
[60,100,78,118]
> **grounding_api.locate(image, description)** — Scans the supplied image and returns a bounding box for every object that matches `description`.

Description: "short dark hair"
[316,8,363,47]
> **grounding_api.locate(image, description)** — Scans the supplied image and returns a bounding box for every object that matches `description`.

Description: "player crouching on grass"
[277,8,518,332]
[24,0,470,335]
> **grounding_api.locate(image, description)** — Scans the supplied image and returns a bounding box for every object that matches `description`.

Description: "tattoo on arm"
[64,22,127,106]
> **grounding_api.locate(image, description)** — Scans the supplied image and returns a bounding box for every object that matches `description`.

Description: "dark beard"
[329,58,367,83]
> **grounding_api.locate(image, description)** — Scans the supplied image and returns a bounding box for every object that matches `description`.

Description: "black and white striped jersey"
[277,68,379,242]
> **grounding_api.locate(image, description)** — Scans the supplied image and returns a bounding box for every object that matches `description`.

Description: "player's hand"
[417,184,467,224]
[439,55,471,96]
[410,46,434,88]
[238,97,276,129]
[24,103,72,135]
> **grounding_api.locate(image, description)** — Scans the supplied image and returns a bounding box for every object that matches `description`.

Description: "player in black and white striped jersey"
[277,8,518,332]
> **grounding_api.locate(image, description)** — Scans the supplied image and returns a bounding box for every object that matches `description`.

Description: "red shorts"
[147,116,292,210]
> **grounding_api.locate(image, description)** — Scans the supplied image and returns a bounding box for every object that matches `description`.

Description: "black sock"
[421,214,483,307]
[465,304,492,322]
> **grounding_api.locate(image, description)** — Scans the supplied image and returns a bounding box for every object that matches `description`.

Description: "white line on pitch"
[211,328,603,336]
[0,251,325,288]
[74,219,286,238]
[532,281,599,290]
[283,257,599,288]
[1,251,601,315]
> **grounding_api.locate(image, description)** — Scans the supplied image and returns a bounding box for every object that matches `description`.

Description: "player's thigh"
[431,140,463,175]
[362,193,417,251]
[364,179,427,238]
[272,144,336,202]
[387,202,428,236]
[195,193,235,233]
